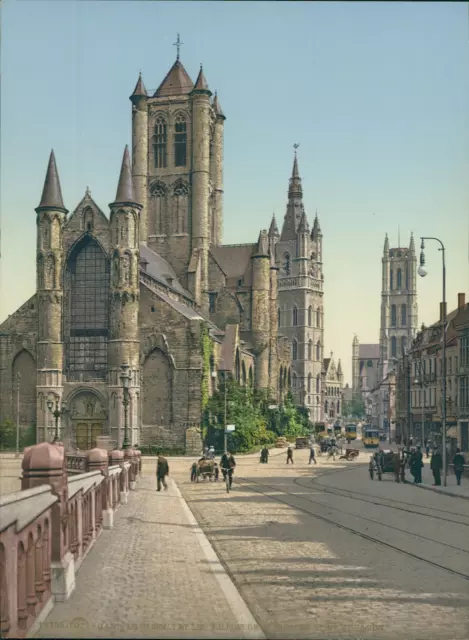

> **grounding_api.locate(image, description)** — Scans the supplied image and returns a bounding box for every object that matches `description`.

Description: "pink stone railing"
[0,443,141,638]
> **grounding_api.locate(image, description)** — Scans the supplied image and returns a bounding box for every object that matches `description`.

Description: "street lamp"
[15,372,21,457]
[419,236,448,486]
[47,398,67,443]
[120,363,131,450]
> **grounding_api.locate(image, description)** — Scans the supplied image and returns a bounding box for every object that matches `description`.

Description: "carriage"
[369,450,397,480]
[196,458,219,482]
[339,448,360,461]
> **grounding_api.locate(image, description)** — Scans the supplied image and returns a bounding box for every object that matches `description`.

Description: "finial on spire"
[173,33,183,61]
[85,186,91,198]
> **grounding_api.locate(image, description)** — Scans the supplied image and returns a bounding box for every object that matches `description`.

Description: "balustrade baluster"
[26,533,37,615]
[17,542,28,629]
[42,520,51,590]
[35,526,45,603]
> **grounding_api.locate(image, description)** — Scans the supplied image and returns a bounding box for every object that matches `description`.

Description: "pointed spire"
[268,213,279,237]
[383,233,389,255]
[270,247,278,270]
[85,186,91,199]
[213,92,225,120]
[36,150,67,212]
[112,146,139,206]
[297,211,309,234]
[311,210,321,239]
[409,232,415,253]
[252,230,269,258]
[337,359,343,375]
[194,64,209,91]
[288,146,302,199]
[280,145,305,241]
[130,72,147,101]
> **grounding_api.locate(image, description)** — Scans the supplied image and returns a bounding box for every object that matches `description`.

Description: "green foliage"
[205,379,310,453]
[0,419,36,450]
[138,444,186,456]
[200,324,213,411]
[342,395,366,419]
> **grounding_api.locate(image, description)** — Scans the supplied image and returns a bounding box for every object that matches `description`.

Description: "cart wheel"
[369,468,374,479]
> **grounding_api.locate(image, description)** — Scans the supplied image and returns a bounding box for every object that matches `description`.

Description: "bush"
[0,419,15,450]
[138,445,185,456]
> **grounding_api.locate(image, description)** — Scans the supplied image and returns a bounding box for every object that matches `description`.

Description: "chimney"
[458,293,466,309]
[440,302,447,322]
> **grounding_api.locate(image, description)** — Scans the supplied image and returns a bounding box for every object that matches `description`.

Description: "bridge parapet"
[0,442,140,638]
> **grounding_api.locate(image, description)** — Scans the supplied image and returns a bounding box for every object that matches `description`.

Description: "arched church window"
[390,269,394,290]
[149,181,167,235]
[316,309,321,328]
[405,267,409,290]
[292,339,298,361]
[397,268,402,289]
[292,306,298,326]
[283,253,291,276]
[316,340,321,361]
[308,373,312,393]
[292,373,297,389]
[391,304,397,327]
[172,180,189,234]
[316,374,320,393]
[37,255,44,289]
[277,307,281,328]
[308,306,312,326]
[153,116,167,169]
[308,340,313,360]
[83,208,94,232]
[401,304,407,326]
[174,114,187,167]
[391,336,397,358]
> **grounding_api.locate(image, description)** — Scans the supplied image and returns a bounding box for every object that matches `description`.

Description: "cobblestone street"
[174,447,469,640]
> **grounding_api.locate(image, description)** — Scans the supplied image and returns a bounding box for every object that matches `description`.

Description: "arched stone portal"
[142,348,172,427]
[69,390,107,451]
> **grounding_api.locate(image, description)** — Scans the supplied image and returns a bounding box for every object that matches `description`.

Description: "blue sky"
[1,1,468,385]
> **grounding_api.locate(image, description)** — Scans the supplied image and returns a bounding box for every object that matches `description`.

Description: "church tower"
[108,146,142,447]
[275,149,324,422]
[35,151,67,442]
[130,39,224,309]
[379,232,418,377]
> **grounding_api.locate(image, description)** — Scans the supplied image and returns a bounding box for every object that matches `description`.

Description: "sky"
[1,0,468,386]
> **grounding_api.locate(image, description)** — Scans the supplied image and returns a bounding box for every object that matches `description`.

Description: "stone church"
[0,50,309,450]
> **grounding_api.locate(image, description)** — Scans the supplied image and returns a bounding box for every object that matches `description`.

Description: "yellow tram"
[345,424,357,441]
[362,426,380,448]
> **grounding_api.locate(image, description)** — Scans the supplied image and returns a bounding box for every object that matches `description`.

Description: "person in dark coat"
[190,461,198,482]
[309,446,317,465]
[411,446,423,483]
[430,449,443,486]
[453,449,465,486]
[393,452,401,482]
[286,447,293,464]
[156,453,169,491]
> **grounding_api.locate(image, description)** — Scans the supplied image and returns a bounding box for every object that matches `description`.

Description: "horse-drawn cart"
[339,448,359,461]
[369,450,397,481]
[197,459,219,482]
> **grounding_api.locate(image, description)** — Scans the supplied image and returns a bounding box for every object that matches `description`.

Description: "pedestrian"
[156,451,169,491]
[393,452,400,482]
[260,446,269,463]
[209,445,215,460]
[430,449,443,486]
[190,461,198,482]
[453,448,465,486]
[425,443,430,459]
[412,446,423,483]
[309,445,317,465]
[286,446,293,464]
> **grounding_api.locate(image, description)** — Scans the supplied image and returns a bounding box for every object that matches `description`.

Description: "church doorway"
[69,390,107,451]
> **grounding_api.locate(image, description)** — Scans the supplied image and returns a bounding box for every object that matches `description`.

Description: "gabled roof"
[139,243,193,299]
[210,244,255,279]
[154,59,194,98]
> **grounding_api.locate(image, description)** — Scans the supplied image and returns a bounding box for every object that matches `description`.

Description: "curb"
[171,479,266,640]
[403,479,469,500]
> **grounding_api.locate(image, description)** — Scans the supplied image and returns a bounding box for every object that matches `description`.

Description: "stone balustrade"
[0,443,141,638]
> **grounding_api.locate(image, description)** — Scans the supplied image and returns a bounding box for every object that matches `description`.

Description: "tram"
[334,422,342,437]
[362,426,380,448]
[345,424,357,441]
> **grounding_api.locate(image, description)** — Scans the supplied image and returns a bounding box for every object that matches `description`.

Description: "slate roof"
[154,59,194,98]
[37,150,67,212]
[210,244,255,279]
[139,244,193,299]
[359,344,380,360]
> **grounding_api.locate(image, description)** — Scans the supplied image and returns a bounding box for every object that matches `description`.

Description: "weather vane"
[293,143,300,151]
[173,33,183,60]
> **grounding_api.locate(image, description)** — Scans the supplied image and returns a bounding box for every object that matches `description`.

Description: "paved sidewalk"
[34,474,264,639]
[404,462,469,500]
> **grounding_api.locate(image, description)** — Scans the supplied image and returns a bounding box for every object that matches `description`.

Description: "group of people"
[393,446,466,486]
[189,450,237,488]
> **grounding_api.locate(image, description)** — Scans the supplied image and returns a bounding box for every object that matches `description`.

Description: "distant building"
[322,354,344,422]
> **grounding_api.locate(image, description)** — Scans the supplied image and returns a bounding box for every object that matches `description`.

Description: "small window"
[174,114,187,167]
[397,268,402,289]
[151,306,156,313]
[238,279,243,287]
[367,360,373,368]
[153,116,168,169]
[292,306,298,326]
[209,292,217,314]
[292,340,298,361]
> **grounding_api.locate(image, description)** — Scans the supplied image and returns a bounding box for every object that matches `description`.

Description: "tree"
[342,395,366,419]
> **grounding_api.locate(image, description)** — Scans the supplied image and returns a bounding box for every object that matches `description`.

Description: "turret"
[337,359,344,387]
[382,233,390,293]
[296,211,309,275]
[35,150,68,443]
[130,72,148,242]
[108,146,142,447]
[211,92,225,246]
[269,247,279,395]
[190,65,212,310]
[251,230,271,390]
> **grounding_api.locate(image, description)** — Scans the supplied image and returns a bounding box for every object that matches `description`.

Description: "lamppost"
[15,372,21,457]
[46,398,67,443]
[120,363,131,450]
[418,236,448,486]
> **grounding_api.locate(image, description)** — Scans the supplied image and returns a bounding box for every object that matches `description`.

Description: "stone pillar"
[87,448,111,529]
[124,449,136,491]
[21,442,75,602]
[109,449,127,504]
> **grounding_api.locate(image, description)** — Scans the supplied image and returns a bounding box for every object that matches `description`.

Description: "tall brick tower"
[108,146,142,447]
[35,151,68,443]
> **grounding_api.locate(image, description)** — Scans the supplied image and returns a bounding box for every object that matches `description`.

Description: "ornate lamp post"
[47,398,67,443]
[120,363,131,450]
[418,236,448,485]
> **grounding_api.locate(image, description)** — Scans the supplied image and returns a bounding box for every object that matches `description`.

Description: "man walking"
[453,448,465,486]
[156,451,169,491]
[286,446,294,464]
[412,446,423,483]
[430,449,443,486]
[309,445,317,465]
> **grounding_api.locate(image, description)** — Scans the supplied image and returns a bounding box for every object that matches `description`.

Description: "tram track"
[234,475,469,582]
[297,477,469,526]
